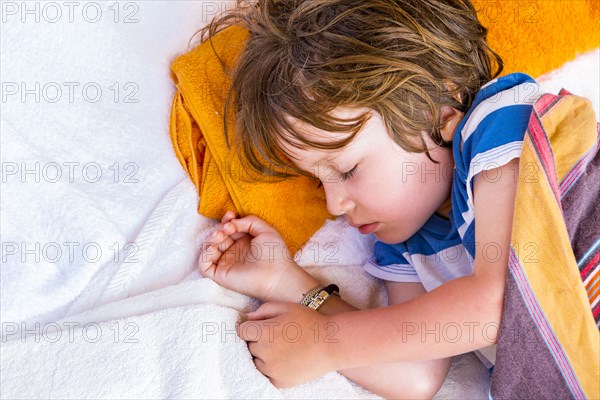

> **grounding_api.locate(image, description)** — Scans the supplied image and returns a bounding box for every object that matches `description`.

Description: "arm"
[334,282,453,400]
[325,159,519,370]
[315,281,428,315]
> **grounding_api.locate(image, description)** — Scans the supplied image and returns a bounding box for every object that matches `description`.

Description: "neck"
[435,196,452,220]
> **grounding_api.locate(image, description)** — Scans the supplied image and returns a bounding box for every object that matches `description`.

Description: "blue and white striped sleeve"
[461,86,537,200]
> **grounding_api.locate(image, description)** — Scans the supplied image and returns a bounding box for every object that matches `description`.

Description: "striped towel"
[489,89,600,399]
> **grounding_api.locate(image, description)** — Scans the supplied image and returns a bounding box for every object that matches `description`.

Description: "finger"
[221,210,236,224]
[237,320,264,342]
[198,241,219,279]
[253,356,269,376]
[267,376,280,389]
[248,341,260,357]
[209,210,240,245]
[218,220,247,242]
[246,301,289,320]
[228,215,277,237]
[208,229,235,252]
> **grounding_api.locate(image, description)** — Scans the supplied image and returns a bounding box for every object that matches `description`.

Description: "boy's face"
[278,106,454,245]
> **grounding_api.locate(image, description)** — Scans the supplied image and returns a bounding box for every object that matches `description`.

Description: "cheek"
[351,154,425,215]
[384,153,452,219]
[357,175,412,220]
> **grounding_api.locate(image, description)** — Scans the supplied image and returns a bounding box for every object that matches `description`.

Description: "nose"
[322,181,355,217]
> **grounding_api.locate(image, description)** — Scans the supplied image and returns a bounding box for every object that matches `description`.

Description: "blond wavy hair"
[192,0,503,181]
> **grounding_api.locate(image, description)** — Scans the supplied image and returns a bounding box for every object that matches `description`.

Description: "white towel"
[1,180,490,398]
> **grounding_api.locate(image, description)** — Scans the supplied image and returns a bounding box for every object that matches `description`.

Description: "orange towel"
[473,0,599,78]
[169,26,331,256]
[169,2,599,255]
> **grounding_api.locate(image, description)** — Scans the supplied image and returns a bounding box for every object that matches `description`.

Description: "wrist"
[265,262,320,303]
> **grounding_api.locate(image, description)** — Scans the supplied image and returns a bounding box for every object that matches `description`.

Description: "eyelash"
[340,165,358,181]
[314,165,359,188]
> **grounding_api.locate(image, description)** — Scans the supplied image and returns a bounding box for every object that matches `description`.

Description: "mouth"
[349,221,379,234]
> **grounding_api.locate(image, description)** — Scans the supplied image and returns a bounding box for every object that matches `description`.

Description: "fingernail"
[223,223,230,230]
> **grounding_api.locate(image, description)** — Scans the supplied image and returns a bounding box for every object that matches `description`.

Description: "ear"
[439,106,464,143]
[439,105,459,124]
[443,81,464,103]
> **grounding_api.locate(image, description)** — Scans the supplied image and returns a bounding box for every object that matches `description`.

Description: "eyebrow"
[317,155,337,164]
[301,154,341,178]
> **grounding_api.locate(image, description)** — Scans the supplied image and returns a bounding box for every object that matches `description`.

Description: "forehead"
[276,106,372,163]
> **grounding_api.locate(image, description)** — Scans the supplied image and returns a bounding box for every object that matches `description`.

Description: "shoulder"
[459,73,540,158]
[453,73,540,194]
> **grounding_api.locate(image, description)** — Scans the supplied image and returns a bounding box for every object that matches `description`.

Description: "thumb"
[247,301,289,320]
[229,215,277,237]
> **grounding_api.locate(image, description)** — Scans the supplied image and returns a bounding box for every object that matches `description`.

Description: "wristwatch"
[300,284,340,311]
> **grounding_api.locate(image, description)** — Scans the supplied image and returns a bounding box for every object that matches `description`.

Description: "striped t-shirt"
[362,73,540,369]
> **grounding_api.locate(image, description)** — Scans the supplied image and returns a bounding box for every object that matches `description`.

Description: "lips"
[345,217,380,234]
[355,222,379,234]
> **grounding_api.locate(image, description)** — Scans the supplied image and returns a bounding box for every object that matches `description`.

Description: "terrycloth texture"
[490,90,600,399]
[0,200,491,399]
[170,25,331,256]
[0,2,212,328]
[170,1,600,254]
[473,0,600,78]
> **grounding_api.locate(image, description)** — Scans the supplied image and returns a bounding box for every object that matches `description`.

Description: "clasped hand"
[198,211,301,303]
[236,301,339,388]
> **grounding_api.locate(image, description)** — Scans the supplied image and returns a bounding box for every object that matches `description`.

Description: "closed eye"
[340,165,358,181]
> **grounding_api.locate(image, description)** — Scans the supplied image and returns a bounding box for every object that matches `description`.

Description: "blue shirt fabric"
[361,73,539,368]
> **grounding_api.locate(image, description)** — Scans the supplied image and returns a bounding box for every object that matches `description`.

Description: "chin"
[373,219,424,244]
[373,230,411,245]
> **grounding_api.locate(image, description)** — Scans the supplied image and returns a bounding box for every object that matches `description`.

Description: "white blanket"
[1,179,490,399]
[1,0,598,398]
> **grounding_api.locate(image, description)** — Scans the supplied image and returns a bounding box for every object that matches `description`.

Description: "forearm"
[326,275,504,370]
[269,266,359,314]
